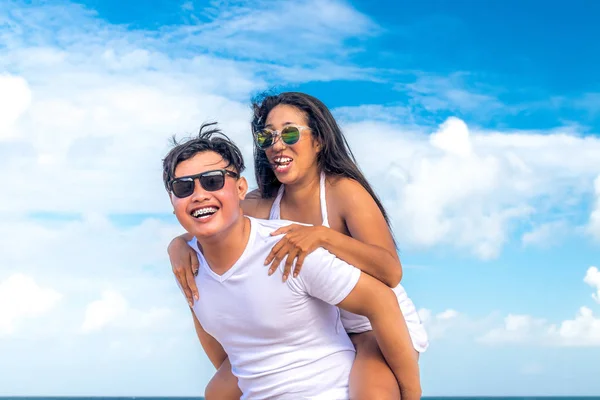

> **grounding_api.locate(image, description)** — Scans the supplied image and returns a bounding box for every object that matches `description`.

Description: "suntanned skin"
[169,104,418,399]
[173,177,419,400]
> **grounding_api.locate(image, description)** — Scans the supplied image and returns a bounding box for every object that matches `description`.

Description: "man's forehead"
[174,151,227,177]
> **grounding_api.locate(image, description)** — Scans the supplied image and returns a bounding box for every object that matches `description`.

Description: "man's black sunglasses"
[169,169,239,198]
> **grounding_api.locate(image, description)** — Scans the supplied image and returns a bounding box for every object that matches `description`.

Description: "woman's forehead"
[266,104,307,126]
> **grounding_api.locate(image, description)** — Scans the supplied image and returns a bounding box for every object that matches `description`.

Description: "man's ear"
[237,176,249,200]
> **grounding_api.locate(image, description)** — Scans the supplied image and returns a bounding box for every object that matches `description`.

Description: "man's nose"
[190,179,211,201]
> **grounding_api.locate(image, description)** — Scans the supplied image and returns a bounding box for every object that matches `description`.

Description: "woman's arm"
[318,228,401,287]
[168,234,201,305]
[266,179,402,287]
[325,178,402,286]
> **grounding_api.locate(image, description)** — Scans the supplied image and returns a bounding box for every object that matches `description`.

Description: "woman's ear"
[314,139,322,153]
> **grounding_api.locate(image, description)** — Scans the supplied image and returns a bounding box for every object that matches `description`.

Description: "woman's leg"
[349,331,419,400]
[204,358,242,400]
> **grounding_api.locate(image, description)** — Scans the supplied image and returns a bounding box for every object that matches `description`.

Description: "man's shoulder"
[250,217,311,234]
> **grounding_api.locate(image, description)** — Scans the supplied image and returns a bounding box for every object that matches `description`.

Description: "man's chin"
[188,220,226,240]
[191,227,220,240]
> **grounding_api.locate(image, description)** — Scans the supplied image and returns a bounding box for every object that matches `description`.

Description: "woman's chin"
[272,167,296,183]
[274,173,298,185]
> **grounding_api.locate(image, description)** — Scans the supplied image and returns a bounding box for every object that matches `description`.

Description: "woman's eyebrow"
[264,121,295,129]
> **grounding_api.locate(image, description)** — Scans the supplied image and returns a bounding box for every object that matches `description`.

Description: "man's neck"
[197,216,251,276]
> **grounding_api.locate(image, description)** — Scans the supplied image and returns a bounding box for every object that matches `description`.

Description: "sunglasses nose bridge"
[270,132,287,150]
[189,177,211,200]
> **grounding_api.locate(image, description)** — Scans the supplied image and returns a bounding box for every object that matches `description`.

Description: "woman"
[168,92,428,399]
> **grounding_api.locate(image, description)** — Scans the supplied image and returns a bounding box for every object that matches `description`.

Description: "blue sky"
[1,0,599,396]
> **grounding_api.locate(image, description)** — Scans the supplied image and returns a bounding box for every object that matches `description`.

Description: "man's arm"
[190,309,228,369]
[336,273,421,399]
[294,249,421,399]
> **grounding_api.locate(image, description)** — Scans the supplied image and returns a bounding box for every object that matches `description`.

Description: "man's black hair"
[162,122,245,192]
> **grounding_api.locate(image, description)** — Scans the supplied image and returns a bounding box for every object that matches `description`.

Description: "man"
[163,123,421,399]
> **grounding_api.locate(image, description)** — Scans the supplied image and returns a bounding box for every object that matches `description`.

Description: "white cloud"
[397,72,506,115]
[588,175,600,241]
[439,306,600,348]
[422,305,600,348]
[0,273,62,336]
[478,267,600,347]
[0,213,188,339]
[584,266,600,303]
[179,0,380,63]
[478,314,549,345]
[521,221,567,248]
[0,74,31,139]
[342,118,600,259]
[81,290,172,333]
[429,117,472,157]
[180,1,194,12]
[547,306,600,347]
[418,308,464,340]
[81,290,128,333]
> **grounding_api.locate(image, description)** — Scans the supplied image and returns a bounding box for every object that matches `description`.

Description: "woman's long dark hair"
[251,91,393,229]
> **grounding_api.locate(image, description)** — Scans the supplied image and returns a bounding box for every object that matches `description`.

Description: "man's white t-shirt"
[188,217,362,400]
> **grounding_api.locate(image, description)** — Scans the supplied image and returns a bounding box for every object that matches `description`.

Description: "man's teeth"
[192,207,218,218]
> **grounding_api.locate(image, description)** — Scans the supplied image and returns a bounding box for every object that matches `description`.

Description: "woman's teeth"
[274,156,292,165]
[273,157,293,172]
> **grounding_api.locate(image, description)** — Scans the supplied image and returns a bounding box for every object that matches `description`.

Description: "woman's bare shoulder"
[327,176,369,200]
[242,189,275,219]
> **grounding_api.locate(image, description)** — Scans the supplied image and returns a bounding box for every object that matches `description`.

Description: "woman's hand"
[265,224,329,282]
[168,236,200,307]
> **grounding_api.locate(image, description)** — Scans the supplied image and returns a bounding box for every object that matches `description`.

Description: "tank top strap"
[269,174,330,227]
[268,184,285,220]
[319,171,331,228]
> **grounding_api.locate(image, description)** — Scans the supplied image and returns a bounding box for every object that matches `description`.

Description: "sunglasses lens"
[281,126,300,145]
[256,130,274,149]
[200,172,225,191]
[172,179,195,198]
